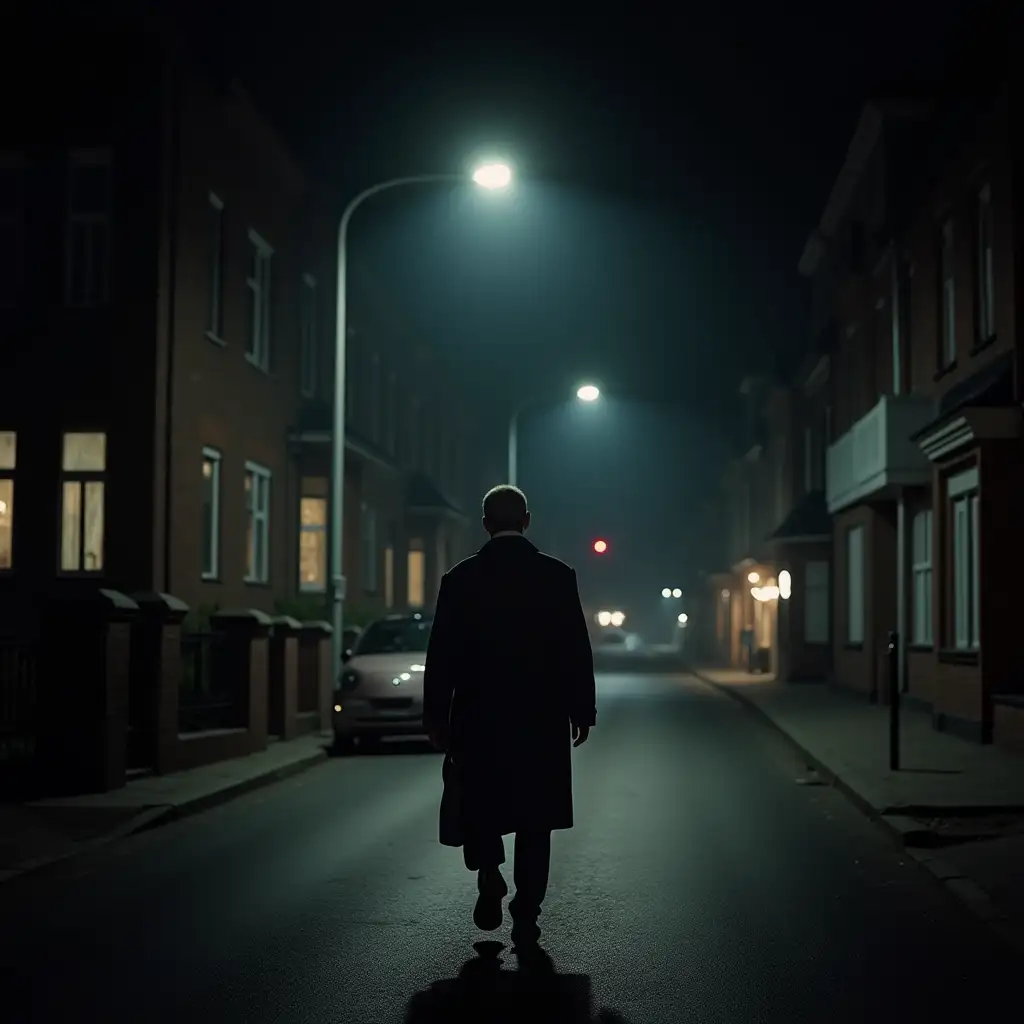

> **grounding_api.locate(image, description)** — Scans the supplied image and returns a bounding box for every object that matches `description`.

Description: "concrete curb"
[0,746,329,887]
[689,668,1024,954]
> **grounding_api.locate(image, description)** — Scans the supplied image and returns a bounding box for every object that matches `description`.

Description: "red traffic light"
[593,539,608,554]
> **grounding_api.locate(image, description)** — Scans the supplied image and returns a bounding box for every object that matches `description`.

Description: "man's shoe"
[510,919,541,947]
[473,869,508,931]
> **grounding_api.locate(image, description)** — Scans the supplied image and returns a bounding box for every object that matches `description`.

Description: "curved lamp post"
[330,162,512,677]
[507,382,600,487]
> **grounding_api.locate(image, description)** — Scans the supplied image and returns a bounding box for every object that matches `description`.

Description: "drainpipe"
[161,53,182,592]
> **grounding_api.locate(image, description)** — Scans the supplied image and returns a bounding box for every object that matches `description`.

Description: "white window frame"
[804,560,829,644]
[911,509,933,646]
[847,526,864,644]
[0,153,26,308]
[977,184,995,342]
[207,193,225,342]
[244,461,271,583]
[66,149,112,308]
[245,229,272,371]
[201,447,221,579]
[361,501,378,592]
[299,273,317,397]
[0,430,16,571]
[940,219,956,366]
[947,467,980,650]
[58,432,107,574]
[298,492,328,593]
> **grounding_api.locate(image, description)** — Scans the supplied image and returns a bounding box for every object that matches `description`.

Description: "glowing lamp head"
[472,162,512,190]
[576,384,600,402]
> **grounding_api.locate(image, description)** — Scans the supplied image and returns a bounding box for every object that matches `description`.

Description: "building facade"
[0,25,481,634]
[708,44,1024,754]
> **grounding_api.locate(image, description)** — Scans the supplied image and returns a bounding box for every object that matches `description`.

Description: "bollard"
[888,629,900,771]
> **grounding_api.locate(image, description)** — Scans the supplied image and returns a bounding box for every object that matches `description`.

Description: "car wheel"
[358,734,382,752]
[333,732,355,755]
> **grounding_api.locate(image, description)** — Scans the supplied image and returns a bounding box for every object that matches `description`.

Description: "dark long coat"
[423,535,597,845]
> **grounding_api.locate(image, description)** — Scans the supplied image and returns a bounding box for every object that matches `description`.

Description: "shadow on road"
[403,940,630,1024]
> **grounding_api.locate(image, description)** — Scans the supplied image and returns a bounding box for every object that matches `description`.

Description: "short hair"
[482,485,528,532]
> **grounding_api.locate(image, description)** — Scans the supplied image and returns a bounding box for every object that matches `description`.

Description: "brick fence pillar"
[298,620,334,736]
[210,608,272,755]
[131,592,189,775]
[37,588,138,795]
[268,615,301,740]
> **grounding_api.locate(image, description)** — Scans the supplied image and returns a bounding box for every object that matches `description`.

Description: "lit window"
[244,462,271,583]
[60,432,106,572]
[976,184,995,342]
[201,447,221,579]
[939,219,956,367]
[245,230,272,371]
[0,430,15,570]
[300,273,317,397]
[66,149,111,307]
[407,538,424,608]
[299,485,327,592]
[0,153,25,307]
[384,544,395,608]
[207,193,224,341]
[911,509,933,645]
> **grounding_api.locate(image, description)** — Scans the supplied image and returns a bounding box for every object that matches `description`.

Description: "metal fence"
[0,638,37,766]
[179,632,236,733]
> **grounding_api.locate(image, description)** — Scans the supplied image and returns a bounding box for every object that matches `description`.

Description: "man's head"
[482,485,531,536]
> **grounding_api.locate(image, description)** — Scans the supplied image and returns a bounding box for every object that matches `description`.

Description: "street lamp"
[508,381,600,487]
[330,162,513,678]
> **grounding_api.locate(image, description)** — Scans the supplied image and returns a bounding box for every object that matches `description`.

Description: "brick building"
[707,22,1024,754]
[0,25,481,630]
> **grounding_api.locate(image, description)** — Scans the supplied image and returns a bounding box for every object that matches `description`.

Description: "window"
[246,230,272,370]
[939,219,956,367]
[299,479,328,592]
[976,184,995,343]
[370,351,382,443]
[361,501,378,592]
[407,537,425,608]
[300,273,316,397]
[0,154,25,307]
[206,193,224,340]
[911,509,933,645]
[345,329,358,426]
[201,447,221,579]
[384,543,395,608]
[847,525,864,644]
[386,369,398,455]
[0,431,15,569]
[66,150,111,307]
[804,561,829,644]
[948,468,980,650]
[244,462,271,583]
[59,432,106,573]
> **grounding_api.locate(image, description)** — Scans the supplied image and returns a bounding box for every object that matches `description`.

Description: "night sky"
[64,1,969,629]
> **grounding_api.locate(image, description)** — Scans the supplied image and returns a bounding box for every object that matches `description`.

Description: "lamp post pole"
[330,174,455,679]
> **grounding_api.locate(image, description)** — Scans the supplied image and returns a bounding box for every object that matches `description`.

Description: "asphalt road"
[1,673,1018,1023]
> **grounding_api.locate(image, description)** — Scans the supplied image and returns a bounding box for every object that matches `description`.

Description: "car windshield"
[355,618,432,655]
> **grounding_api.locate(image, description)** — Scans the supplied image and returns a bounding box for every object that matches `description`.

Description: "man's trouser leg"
[463,831,506,872]
[509,830,551,923]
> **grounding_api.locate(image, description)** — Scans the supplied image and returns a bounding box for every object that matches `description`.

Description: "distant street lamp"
[330,162,513,676]
[508,382,600,487]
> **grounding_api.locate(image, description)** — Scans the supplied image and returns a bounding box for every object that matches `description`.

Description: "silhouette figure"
[402,941,630,1024]
[424,485,597,947]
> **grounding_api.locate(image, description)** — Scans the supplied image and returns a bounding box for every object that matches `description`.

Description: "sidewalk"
[0,732,331,884]
[693,667,1024,950]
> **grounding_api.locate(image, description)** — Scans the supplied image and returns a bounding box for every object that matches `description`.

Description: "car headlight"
[339,670,361,694]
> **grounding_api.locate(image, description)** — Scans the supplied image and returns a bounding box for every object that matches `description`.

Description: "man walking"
[423,484,597,948]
